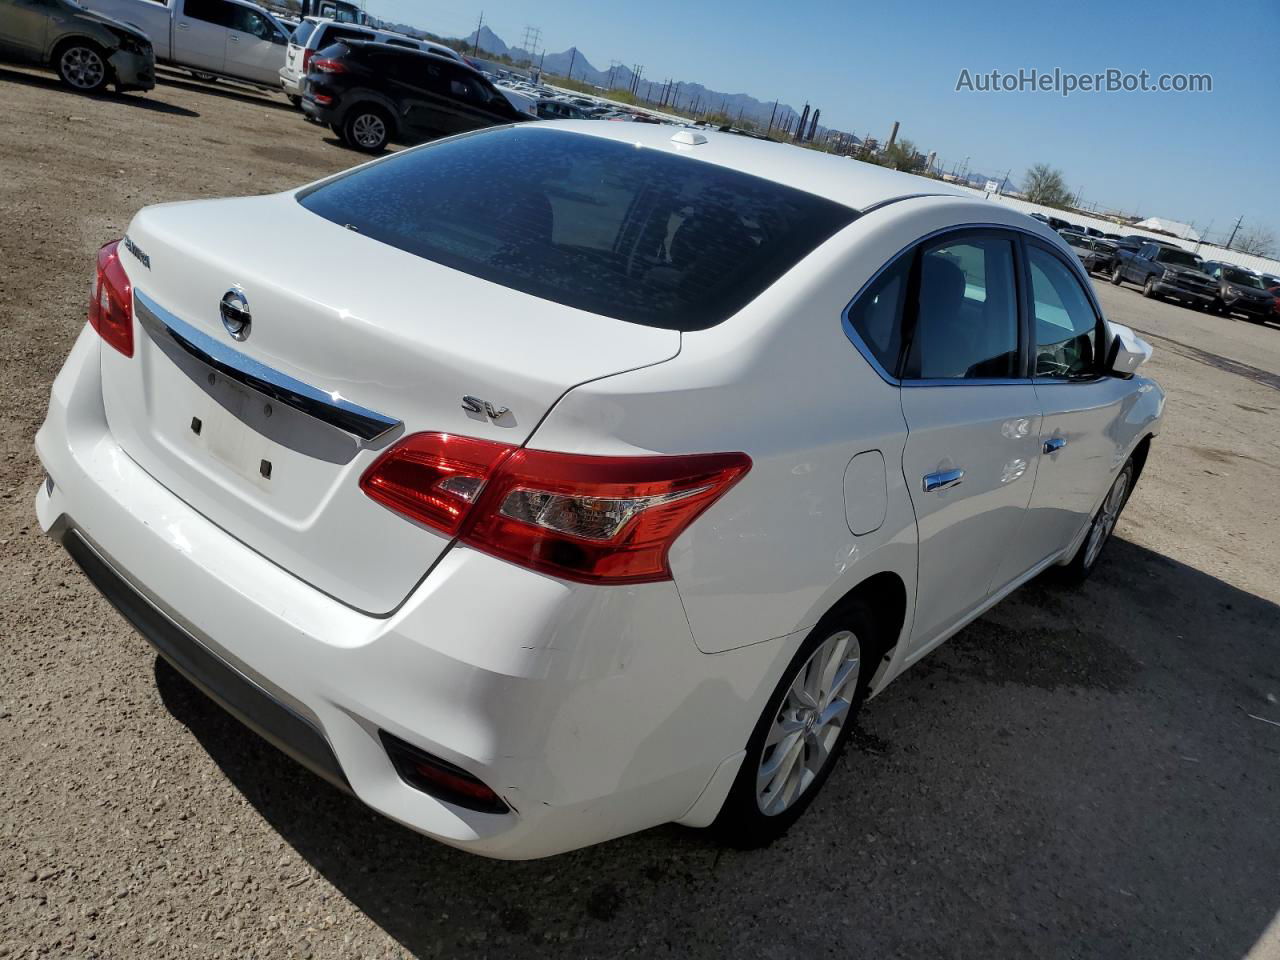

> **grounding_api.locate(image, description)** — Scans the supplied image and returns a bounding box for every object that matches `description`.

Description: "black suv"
[302,41,529,152]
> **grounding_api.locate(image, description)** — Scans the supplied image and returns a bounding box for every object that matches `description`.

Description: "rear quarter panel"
[530,198,1074,676]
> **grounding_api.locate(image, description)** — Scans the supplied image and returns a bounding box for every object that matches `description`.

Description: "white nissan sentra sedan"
[35,123,1162,858]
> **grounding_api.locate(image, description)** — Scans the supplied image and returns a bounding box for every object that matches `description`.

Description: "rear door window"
[184,0,232,26]
[297,127,856,331]
[902,235,1020,380]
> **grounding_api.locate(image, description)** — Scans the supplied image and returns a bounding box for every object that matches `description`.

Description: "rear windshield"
[297,127,857,331]
[1157,248,1203,268]
[291,20,315,47]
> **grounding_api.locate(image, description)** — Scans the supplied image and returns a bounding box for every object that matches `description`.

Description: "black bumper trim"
[62,531,352,794]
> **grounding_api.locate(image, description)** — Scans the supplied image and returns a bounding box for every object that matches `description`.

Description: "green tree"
[1023,163,1073,207]
[879,138,924,172]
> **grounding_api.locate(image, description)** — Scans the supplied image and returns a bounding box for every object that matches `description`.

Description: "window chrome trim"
[134,288,402,444]
[840,221,1089,388]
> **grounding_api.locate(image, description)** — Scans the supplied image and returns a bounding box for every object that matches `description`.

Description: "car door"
[173,0,230,73]
[0,0,51,63]
[895,229,1043,651]
[1126,243,1155,284]
[1017,239,1134,564]
[224,3,286,84]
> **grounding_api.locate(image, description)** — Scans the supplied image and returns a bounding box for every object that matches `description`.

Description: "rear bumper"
[34,326,775,858]
[278,68,301,97]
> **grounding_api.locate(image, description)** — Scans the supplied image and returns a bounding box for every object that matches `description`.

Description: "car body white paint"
[35,123,1163,858]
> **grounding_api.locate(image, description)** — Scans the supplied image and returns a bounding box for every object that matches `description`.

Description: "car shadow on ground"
[155,537,1280,958]
[0,65,199,117]
[154,68,294,113]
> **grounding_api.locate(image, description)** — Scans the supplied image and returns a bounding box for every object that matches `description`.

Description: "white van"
[279,17,463,105]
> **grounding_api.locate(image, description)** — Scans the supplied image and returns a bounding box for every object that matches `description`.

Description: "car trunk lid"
[100,192,679,613]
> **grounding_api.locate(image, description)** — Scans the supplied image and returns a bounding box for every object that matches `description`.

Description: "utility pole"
[766,98,778,133]
[1225,214,1244,250]
[470,11,483,58]
[565,47,577,82]
[607,60,620,89]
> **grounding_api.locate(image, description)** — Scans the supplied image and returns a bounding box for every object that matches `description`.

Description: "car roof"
[341,39,480,73]
[517,123,967,211]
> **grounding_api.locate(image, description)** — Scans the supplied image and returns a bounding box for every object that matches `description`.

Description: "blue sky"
[369,0,1279,246]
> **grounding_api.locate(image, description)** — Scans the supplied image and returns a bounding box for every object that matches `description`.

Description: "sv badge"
[461,395,511,421]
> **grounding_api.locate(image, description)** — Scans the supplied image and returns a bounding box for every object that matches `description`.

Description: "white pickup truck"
[79,0,290,88]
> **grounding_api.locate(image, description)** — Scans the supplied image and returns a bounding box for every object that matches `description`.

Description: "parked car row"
[1053,219,1277,324]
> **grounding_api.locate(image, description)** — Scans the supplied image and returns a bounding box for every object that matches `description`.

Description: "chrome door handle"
[923,468,964,493]
[177,21,189,28]
[1043,437,1067,454]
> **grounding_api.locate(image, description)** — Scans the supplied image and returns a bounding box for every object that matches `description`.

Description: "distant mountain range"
[457,25,816,135]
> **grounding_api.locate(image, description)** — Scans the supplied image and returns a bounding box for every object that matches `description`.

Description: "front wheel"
[1057,459,1134,584]
[56,42,110,93]
[711,600,879,848]
[1143,276,1159,299]
[342,106,391,153]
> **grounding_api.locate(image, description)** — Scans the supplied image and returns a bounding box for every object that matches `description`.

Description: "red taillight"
[311,57,347,74]
[360,433,750,585]
[360,433,515,536]
[301,48,314,73]
[312,93,334,106]
[88,240,133,357]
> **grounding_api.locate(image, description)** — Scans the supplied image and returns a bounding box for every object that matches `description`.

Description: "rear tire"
[711,598,880,848]
[1055,459,1134,584]
[1111,263,1124,285]
[342,105,391,153]
[55,41,110,93]
[287,94,302,108]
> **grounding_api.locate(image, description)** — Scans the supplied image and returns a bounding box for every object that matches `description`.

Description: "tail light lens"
[311,57,347,74]
[361,433,750,585]
[301,48,314,73]
[88,240,133,357]
[360,433,514,536]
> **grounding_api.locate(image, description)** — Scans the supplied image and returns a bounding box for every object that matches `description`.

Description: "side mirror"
[1105,322,1152,378]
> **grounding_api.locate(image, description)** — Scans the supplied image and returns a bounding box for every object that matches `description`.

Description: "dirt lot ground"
[1,68,1278,960]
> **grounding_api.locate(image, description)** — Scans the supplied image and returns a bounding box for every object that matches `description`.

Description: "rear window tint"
[297,127,856,331]
[318,25,373,47]
[291,20,315,46]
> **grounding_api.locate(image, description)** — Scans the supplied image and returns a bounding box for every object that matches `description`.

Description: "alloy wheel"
[61,47,105,91]
[1084,468,1130,569]
[756,630,861,816]
[351,114,386,149]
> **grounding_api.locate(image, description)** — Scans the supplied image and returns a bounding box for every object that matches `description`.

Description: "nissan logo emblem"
[220,287,251,341]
